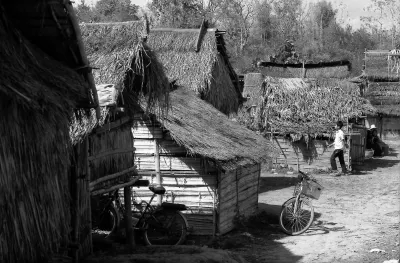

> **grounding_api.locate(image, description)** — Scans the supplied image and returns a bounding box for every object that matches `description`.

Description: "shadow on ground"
[259,176,298,194]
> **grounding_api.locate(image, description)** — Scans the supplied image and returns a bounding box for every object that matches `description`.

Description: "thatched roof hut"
[131,87,279,235]
[364,82,400,116]
[0,1,96,262]
[147,27,242,114]
[239,75,375,135]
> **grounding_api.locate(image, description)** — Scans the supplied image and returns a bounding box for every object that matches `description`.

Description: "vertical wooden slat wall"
[218,164,261,235]
[128,114,217,235]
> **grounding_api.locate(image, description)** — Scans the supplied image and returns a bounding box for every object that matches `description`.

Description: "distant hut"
[1,1,98,262]
[239,75,375,172]
[147,26,243,114]
[361,49,400,139]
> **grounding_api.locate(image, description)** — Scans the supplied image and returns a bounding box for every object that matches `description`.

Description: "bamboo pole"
[64,1,101,120]
[124,187,135,251]
[155,140,162,205]
[85,136,93,255]
[71,145,80,263]
[89,166,137,190]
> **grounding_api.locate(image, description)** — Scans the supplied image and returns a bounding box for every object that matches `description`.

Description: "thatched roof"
[0,3,91,262]
[80,21,170,116]
[147,27,241,114]
[365,82,400,116]
[159,88,279,171]
[2,0,98,107]
[238,76,376,135]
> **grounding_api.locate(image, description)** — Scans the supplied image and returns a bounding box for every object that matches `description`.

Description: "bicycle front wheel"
[279,197,314,235]
[144,210,188,245]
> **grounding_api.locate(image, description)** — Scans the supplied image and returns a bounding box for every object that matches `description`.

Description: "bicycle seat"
[149,185,166,195]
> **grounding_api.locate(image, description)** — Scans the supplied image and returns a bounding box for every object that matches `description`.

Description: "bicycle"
[131,183,189,245]
[279,171,324,235]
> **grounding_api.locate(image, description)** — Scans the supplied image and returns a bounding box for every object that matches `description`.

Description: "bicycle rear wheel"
[144,210,188,245]
[279,197,314,235]
[92,204,120,238]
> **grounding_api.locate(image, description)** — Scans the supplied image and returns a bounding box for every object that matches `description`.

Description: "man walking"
[329,121,348,176]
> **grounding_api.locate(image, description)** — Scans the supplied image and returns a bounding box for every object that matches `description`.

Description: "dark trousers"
[330,149,347,172]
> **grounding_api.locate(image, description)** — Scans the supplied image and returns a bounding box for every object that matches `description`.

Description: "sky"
[76,0,389,30]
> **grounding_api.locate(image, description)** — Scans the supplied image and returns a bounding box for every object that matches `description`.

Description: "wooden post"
[124,187,135,251]
[302,61,307,78]
[155,140,162,205]
[71,145,80,263]
[85,136,93,255]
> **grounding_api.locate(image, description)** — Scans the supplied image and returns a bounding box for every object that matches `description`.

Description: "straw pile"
[158,88,279,171]
[238,76,376,135]
[0,11,89,262]
[80,21,170,117]
[147,29,239,114]
[365,82,400,116]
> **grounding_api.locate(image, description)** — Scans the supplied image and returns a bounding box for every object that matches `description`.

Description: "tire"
[279,197,314,235]
[144,210,188,245]
[93,203,120,238]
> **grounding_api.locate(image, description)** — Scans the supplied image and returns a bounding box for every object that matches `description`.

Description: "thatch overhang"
[364,82,400,116]
[158,88,279,171]
[2,0,100,109]
[147,27,242,114]
[80,21,170,116]
[239,76,376,135]
[0,6,92,262]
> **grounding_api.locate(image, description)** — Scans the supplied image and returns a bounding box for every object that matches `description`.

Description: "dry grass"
[238,77,376,135]
[0,11,89,262]
[147,29,239,114]
[81,21,170,117]
[157,88,279,171]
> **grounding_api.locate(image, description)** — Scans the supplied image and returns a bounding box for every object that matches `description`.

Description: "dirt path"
[227,139,399,263]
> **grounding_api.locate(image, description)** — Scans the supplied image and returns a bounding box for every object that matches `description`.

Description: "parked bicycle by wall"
[91,180,189,245]
[279,171,324,235]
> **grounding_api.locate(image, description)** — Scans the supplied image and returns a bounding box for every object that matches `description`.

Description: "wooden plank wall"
[127,114,218,235]
[218,164,261,235]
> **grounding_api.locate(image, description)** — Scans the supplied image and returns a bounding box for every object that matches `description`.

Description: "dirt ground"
[85,140,399,263]
[221,139,399,263]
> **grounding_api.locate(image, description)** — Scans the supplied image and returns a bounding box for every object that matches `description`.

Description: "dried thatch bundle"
[365,82,400,116]
[80,21,170,117]
[0,10,89,262]
[159,88,279,171]
[147,28,239,114]
[238,76,376,135]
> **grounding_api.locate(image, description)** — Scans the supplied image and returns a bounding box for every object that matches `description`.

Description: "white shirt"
[334,129,345,150]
